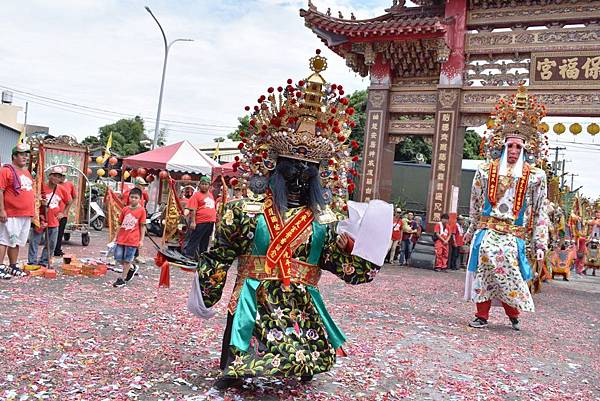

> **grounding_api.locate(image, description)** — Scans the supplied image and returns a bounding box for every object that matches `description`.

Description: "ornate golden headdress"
[483,84,548,162]
[232,50,360,210]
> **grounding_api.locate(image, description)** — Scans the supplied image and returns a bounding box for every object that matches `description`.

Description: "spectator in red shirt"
[179,186,194,210]
[449,215,465,270]
[387,209,403,264]
[112,188,146,288]
[184,176,216,259]
[53,175,78,257]
[122,177,150,207]
[28,166,73,267]
[434,213,451,272]
[0,144,35,278]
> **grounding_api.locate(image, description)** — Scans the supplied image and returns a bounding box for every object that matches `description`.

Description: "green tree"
[347,90,367,150]
[394,136,432,163]
[227,115,250,141]
[81,136,101,148]
[463,129,483,160]
[82,116,149,156]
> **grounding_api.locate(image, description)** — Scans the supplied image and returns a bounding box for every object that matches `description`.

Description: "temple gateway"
[301,0,600,228]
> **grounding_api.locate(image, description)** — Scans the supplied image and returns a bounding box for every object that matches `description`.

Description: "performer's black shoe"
[468,317,488,328]
[213,376,244,390]
[510,317,521,331]
[300,374,313,382]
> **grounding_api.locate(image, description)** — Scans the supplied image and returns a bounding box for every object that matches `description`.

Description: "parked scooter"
[146,203,165,237]
[89,188,106,231]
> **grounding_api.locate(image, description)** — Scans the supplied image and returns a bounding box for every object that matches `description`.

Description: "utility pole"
[569,173,579,191]
[549,146,566,175]
[23,101,28,133]
[145,6,193,149]
[560,159,570,189]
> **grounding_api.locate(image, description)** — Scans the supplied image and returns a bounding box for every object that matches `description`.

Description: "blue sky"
[2,0,599,198]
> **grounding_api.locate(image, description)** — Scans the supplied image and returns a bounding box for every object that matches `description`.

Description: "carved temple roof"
[300,2,449,79]
[300,4,447,41]
[469,0,585,8]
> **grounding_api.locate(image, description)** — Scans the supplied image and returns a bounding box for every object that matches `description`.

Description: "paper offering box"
[62,264,81,276]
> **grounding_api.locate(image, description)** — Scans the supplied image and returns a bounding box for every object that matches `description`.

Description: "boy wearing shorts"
[113,188,146,288]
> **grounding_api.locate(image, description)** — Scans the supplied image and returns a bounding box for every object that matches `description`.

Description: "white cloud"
[1,0,383,141]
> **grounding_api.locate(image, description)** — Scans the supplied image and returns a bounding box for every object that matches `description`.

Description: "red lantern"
[137,168,147,177]
[182,174,191,181]
[108,157,118,166]
[86,168,92,176]
[229,178,239,187]
[87,156,92,163]
[145,174,155,183]
[108,169,118,177]
[159,170,169,180]
[130,169,138,178]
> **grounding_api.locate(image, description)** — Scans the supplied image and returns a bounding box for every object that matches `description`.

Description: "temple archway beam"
[460,87,600,117]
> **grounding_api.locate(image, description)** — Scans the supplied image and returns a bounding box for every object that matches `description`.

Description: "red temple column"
[426,0,467,230]
[359,54,394,202]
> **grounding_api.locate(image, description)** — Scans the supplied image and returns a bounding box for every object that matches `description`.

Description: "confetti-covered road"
[1,232,599,401]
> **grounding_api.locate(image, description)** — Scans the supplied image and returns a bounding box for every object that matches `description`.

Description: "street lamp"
[145,6,193,149]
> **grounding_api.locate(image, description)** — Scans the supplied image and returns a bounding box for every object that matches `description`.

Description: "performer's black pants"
[220,312,235,370]
[184,222,214,259]
[54,217,68,256]
[449,245,460,269]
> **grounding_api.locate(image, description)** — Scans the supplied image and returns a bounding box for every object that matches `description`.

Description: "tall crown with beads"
[232,50,361,212]
[482,84,549,161]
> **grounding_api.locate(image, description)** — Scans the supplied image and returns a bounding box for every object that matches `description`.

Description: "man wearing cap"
[53,174,78,257]
[122,177,150,207]
[184,176,216,259]
[28,166,73,267]
[0,144,35,278]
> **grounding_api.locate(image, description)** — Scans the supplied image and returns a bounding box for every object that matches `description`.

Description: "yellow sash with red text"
[263,193,314,287]
[487,161,530,218]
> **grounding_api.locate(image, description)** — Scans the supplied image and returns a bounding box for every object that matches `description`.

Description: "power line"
[1,84,237,130]
[13,96,232,138]
[553,139,600,148]
[11,94,233,135]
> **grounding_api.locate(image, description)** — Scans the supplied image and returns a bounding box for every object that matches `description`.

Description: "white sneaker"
[0,265,12,280]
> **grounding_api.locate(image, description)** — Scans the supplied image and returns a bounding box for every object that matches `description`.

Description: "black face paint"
[270,157,324,214]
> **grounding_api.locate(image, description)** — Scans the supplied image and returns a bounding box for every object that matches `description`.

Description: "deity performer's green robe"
[196,198,380,378]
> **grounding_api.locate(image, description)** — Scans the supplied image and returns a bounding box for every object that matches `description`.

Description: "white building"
[195,140,242,164]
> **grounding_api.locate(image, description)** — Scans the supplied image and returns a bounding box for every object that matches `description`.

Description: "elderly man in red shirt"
[53,173,78,257]
[28,166,73,267]
[0,144,35,278]
[122,177,150,206]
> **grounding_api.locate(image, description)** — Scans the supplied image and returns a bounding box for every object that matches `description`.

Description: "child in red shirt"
[113,188,146,288]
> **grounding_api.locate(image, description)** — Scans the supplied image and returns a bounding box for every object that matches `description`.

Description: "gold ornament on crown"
[482,84,548,161]
[232,50,361,211]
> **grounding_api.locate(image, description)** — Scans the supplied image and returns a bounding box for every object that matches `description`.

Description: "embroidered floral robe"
[196,199,380,379]
[465,161,549,312]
